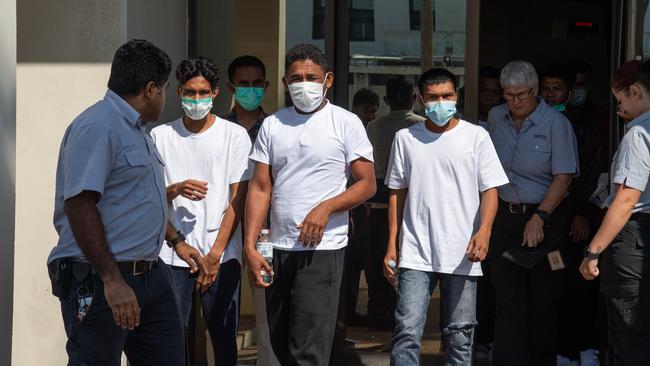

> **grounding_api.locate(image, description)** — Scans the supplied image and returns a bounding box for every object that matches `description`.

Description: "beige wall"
[0,0,16,364]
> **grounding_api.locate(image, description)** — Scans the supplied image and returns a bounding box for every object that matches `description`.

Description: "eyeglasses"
[503,88,533,101]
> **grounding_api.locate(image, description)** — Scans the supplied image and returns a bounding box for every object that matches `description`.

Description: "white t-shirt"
[250,101,374,251]
[386,120,508,275]
[151,116,252,266]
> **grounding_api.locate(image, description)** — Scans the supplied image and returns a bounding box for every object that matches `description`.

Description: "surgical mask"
[182,97,213,120]
[569,88,588,106]
[234,87,265,111]
[287,73,330,113]
[424,100,457,126]
[552,103,567,112]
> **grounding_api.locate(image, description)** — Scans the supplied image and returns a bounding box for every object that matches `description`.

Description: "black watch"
[167,230,185,248]
[583,247,600,260]
[534,209,551,227]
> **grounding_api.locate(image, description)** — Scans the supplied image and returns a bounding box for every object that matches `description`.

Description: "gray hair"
[500,61,538,90]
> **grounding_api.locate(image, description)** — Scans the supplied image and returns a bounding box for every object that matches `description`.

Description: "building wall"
[0,0,16,364]
[12,1,187,364]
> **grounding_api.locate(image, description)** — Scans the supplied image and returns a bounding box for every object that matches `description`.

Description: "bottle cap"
[261,229,270,235]
[388,259,397,268]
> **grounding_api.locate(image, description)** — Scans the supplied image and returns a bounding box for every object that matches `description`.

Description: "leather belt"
[500,199,538,215]
[115,260,157,276]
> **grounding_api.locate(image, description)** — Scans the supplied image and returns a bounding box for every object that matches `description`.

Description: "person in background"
[351,87,380,126]
[46,39,203,366]
[540,64,602,366]
[151,57,251,366]
[580,59,650,365]
[384,68,508,365]
[364,75,424,330]
[487,60,579,366]
[478,66,503,126]
[224,55,270,141]
[244,44,376,365]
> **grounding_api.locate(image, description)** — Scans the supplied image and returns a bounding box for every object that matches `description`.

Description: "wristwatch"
[583,247,600,260]
[534,209,551,227]
[167,230,185,248]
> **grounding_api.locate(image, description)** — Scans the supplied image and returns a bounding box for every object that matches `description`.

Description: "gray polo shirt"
[48,90,168,263]
[487,99,579,203]
[609,110,650,213]
[366,110,425,180]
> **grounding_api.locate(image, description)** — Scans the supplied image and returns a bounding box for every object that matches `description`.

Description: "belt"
[368,202,388,209]
[115,260,158,276]
[500,199,538,215]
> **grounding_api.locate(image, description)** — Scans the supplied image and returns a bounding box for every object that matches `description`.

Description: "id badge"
[547,250,565,271]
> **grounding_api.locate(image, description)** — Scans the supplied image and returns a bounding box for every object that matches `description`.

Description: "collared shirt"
[48,89,168,263]
[609,110,650,213]
[487,98,579,203]
[223,108,268,143]
[366,110,425,180]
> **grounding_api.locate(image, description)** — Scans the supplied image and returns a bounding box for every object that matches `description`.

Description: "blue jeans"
[391,269,478,366]
[169,259,241,366]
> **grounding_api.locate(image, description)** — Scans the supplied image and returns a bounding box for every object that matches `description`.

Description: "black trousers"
[345,206,368,317]
[363,208,397,324]
[489,200,570,366]
[56,262,184,366]
[266,248,345,366]
[600,216,650,366]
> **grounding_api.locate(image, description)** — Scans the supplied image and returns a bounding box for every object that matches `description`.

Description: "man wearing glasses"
[151,57,252,365]
[485,60,579,365]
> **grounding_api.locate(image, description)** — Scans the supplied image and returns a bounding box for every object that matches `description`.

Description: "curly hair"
[285,44,328,73]
[175,57,220,89]
[107,39,172,96]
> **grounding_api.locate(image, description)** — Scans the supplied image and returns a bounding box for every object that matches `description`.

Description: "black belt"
[115,260,158,275]
[499,199,538,215]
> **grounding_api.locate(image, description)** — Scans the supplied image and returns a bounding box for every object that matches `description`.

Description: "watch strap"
[583,247,600,260]
[167,231,185,248]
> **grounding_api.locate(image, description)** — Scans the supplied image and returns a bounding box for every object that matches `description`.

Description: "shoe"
[579,349,599,366]
[556,354,578,366]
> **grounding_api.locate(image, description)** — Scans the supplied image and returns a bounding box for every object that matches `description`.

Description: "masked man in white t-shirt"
[383,68,509,365]
[151,57,252,366]
[244,44,377,366]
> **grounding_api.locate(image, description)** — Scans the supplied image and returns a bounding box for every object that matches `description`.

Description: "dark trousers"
[58,262,184,366]
[169,259,241,366]
[345,205,368,318]
[600,217,650,366]
[266,248,345,366]
[364,208,397,324]
[489,200,570,366]
[475,260,496,345]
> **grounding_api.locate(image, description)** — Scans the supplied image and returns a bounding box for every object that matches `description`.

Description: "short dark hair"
[107,39,172,96]
[285,44,328,73]
[385,75,414,107]
[228,55,266,82]
[352,88,379,107]
[480,66,500,79]
[175,57,220,89]
[417,68,458,93]
[540,64,576,90]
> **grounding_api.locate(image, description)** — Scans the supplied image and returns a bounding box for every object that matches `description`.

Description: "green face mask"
[234,87,265,111]
[552,103,566,112]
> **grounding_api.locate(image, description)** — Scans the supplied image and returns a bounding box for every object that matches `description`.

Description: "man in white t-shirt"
[151,57,251,366]
[383,68,509,365]
[244,44,376,365]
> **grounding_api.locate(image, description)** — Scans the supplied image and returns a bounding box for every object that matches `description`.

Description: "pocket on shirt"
[124,151,149,198]
[523,143,551,172]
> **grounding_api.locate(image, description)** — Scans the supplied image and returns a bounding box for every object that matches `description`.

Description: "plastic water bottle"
[256,229,273,284]
[388,259,398,293]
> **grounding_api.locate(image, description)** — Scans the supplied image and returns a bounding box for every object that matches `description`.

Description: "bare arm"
[383,188,407,284]
[466,188,499,262]
[64,191,139,330]
[243,163,273,288]
[164,221,207,274]
[523,174,573,247]
[298,157,376,246]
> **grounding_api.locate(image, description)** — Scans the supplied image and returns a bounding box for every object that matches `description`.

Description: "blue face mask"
[569,88,588,106]
[234,87,265,111]
[424,100,457,126]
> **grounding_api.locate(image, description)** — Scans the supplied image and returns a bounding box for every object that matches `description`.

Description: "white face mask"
[287,73,330,113]
[181,97,213,120]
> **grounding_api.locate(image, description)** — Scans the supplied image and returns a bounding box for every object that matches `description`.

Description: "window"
[350,0,374,42]
[312,0,325,39]
[409,0,435,31]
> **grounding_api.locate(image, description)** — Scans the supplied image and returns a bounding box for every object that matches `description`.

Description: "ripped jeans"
[391,269,477,366]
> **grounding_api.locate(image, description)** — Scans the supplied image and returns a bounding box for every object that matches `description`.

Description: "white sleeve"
[344,115,374,164]
[250,117,272,165]
[385,134,408,189]
[477,130,509,192]
[229,130,253,184]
